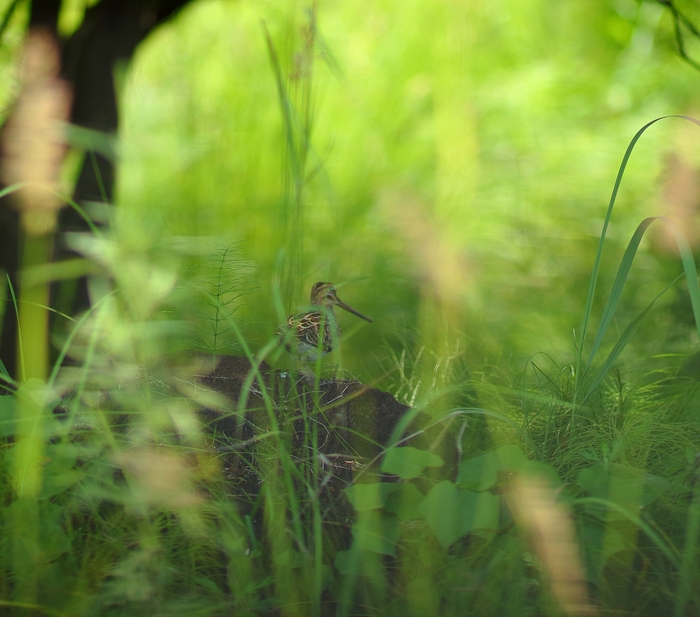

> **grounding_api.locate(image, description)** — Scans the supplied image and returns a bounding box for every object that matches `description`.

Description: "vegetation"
[1,0,700,615]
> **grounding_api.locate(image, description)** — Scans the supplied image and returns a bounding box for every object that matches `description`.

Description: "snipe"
[278,282,372,362]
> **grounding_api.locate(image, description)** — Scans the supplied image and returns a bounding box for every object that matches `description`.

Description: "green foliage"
[380,446,444,479]
[577,462,671,519]
[456,445,527,490]
[421,480,500,548]
[1,221,700,615]
[4,0,700,615]
[113,0,700,383]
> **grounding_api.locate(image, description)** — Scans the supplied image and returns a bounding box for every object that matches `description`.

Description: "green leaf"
[381,446,444,479]
[421,480,499,548]
[352,510,400,556]
[384,482,425,521]
[345,482,401,511]
[334,549,360,576]
[335,546,383,578]
[275,549,305,568]
[578,517,629,585]
[39,444,84,499]
[456,453,498,491]
[578,463,670,521]
[456,445,527,491]
[6,501,70,560]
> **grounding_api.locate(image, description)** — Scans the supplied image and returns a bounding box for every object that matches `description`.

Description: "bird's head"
[309,282,372,322]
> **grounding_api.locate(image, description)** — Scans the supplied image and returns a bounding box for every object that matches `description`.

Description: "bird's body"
[278,282,372,362]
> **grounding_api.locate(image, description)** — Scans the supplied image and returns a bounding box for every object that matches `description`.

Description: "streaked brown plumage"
[278,282,372,361]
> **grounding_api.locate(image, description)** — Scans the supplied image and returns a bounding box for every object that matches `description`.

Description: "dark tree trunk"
[0,0,193,380]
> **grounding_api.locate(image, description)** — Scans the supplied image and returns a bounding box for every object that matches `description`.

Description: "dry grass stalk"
[1,28,72,236]
[509,476,598,617]
[114,447,204,510]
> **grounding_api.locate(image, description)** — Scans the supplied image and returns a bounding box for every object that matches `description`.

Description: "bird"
[277,282,372,362]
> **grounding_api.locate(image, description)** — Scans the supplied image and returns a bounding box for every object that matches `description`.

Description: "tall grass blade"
[574,497,681,568]
[583,287,665,404]
[262,20,305,311]
[5,272,24,382]
[584,217,657,377]
[675,484,700,617]
[582,215,700,401]
[576,116,700,400]
[0,357,13,388]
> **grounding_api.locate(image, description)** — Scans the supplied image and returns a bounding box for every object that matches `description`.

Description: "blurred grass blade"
[262,18,308,310]
[0,181,29,199]
[47,294,110,389]
[675,484,700,617]
[261,21,301,180]
[63,123,117,161]
[574,497,681,569]
[0,0,22,38]
[63,194,103,236]
[0,356,13,387]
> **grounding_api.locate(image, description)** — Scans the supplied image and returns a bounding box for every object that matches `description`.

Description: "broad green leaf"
[457,445,527,491]
[579,517,629,585]
[381,446,444,479]
[578,463,670,521]
[275,549,305,568]
[39,444,84,499]
[384,482,425,521]
[352,510,400,556]
[335,546,384,579]
[421,480,499,548]
[6,500,70,559]
[335,549,360,576]
[345,482,401,511]
[456,453,498,491]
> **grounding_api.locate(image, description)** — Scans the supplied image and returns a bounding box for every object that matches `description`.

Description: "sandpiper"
[278,282,372,361]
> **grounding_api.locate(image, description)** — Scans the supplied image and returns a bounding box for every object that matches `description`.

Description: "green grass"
[2,163,700,614]
[3,1,700,614]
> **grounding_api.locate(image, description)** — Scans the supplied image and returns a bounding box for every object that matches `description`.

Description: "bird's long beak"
[336,298,373,323]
